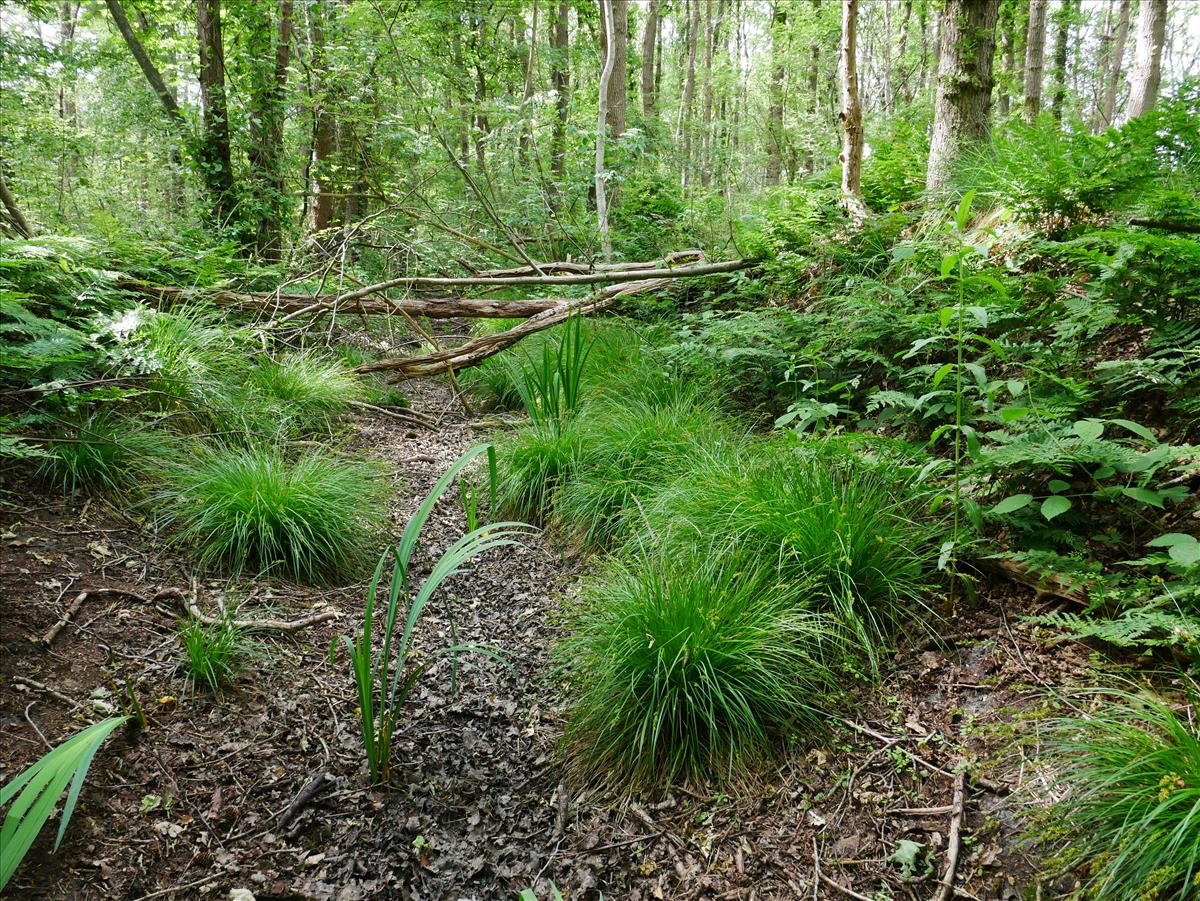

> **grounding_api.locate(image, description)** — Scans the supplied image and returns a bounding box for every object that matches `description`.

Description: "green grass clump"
[559,550,834,789]
[248,352,363,433]
[176,615,258,693]
[636,440,936,668]
[1033,689,1200,898]
[553,393,740,548]
[494,421,583,523]
[153,444,388,583]
[39,410,174,496]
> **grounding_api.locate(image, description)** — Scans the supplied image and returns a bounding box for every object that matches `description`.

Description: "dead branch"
[932,770,966,901]
[153,587,338,633]
[813,837,874,901]
[474,249,706,278]
[355,278,669,381]
[41,590,90,646]
[1128,218,1200,234]
[975,556,1089,605]
[276,771,334,830]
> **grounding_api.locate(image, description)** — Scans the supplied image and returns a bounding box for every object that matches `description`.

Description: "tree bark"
[0,158,34,238]
[1022,0,1047,122]
[519,0,538,161]
[803,0,821,174]
[700,0,714,186]
[765,3,786,186]
[309,0,336,233]
[680,0,701,185]
[1125,0,1167,120]
[549,1,569,196]
[839,0,867,217]
[196,0,234,225]
[1050,0,1070,123]
[926,0,1000,192]
[103,0,187,132]
[599,0,627,139]
[596,0,617,259]
[1096,0,1131,130]
[248,0,293,259]
[997,1,1015,117]
[640,0,658,118]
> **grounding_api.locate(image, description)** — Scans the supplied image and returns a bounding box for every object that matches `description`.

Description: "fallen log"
[474,249,706,279]
[355,278,670,381]
[124,280,564,319]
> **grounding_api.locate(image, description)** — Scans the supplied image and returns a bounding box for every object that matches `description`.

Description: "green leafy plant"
[560,549,834,789]
[176,614,259,693]
[248,351,363,434]
[1,716,128,891]
[504,310,593,432]
[335,444,533,783]
[152,444,388,583]
[1031,688,1200,897]
[38,409,174,496]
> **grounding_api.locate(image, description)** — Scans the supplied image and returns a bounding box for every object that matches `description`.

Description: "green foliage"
[494,421,583,524]
[248,351,363,434]
[176,615,259,693]
[503,311,593,431]
[38,409,174,496]
[0,717,129,891]
[552,393,740,548]
[861,118,929,211]
[559,550,833,789]
[636,439,938,670]
[152,444,388,584]
[1032,688,1200,898]
[609,176,688,261]
[335,445,532,783]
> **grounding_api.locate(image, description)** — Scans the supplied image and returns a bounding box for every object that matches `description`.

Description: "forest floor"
[1,378,1115,900]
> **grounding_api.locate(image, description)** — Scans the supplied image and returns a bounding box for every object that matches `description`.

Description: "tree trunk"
[765,3,786,186]
[700,0,715,187]
[0,157,34,238]
[997,1,1015,117]
[680,0,700,185]
[1022,0,1047,122]
[519,0,538,161]
[596,0,617,259]
[926,0,1000,192]
[839,0,867,216]
[599,0,627,139]
[248,0,293,259]
[103,0,187,130]
[640,0,657,117]
[803,0,821,174]
[196,0,234,225]
[1125,0,1167,120]
[309,1,336,233]
[1050,0,1070,123]
[1096,0,1131,130]
[549,1,569,195]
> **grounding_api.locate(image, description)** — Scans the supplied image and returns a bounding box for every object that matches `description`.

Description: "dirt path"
[1,381,1096,900]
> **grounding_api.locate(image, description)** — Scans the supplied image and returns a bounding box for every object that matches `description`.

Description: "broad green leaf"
[1147,533,1199,548]
[1121,487,1165,508]
[1108,418,1156,442]
[1048,479,1071,494]
[931,362,955,388]
[1041,495,1072,521]
[1169,543,1200,567]
[891,244,916,262]
[992,494,1034,515]
[1073,419,1105,441]
[999,405,1030,423]
[966,305,989,328]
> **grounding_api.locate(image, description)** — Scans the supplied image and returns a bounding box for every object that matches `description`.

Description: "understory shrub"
[559,550,834,789]
[152,444,388,583]
[1032,689,1200,898]
[635,439,938,670]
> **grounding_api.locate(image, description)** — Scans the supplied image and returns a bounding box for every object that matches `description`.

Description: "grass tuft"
[176,615,258,693]
[248,352,363,433]
[1032,688,1200,898]
[39,410,174,496]
[559,550,834,789]
[152,444,388,584]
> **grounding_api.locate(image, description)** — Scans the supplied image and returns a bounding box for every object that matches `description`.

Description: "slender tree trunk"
[0,158,34,238]
[803,0,821,174]
[196,0,234,226]
[839,0,867,217]
[881,0,893,115]
[472,9,490,175]
[1096,0,1131,130]
[926,0,1000,192]
[519,0,539,162]
[249,0,292,259]
[1022,0,1047,122]
[997,1,1015,117]
[700,0,714,186]
[1050,0,1070,123]
[765,3,786,186]
[549,1,569,198]
[58,2,79,125]
[595,0,616,258]
[1125,0,1167,120]
[680,0,700,185]
[640,0,658,118]
[309,1,336,233]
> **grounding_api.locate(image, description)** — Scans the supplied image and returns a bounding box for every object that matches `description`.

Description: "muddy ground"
[1,380,1111,900]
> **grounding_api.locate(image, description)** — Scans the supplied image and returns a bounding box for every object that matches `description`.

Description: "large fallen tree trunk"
[355,278,671,381]
[473,249,705,278]
[124,280,563,319]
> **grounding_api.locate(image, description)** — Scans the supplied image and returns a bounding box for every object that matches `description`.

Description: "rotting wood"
[976,556,1088,605]
[41,590,90,645]
[354,277,670,381]
[474,249,704,278]
[276,771,334,830]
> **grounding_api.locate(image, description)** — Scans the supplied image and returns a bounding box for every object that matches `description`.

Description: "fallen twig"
[154,587,339,633]
[277,771,334,830]
[932,770,966,901]
[839,719,1007,794]
[890,804,954,816]
[41,590,90,646]
[813,837,874,901]
[11,675,77,706]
